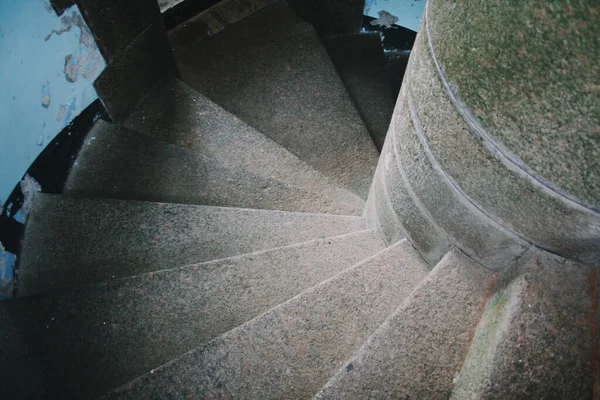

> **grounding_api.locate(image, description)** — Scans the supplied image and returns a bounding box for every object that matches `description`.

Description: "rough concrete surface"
[323,33,396,151]
[16,194,365,296]
[171,1,379,198]
[1,230,384,399]
[124,78,364,211]
[315,249,495,399]
[66,120,361,215]
[406,13,600,265]
[451,248,596,399]
[105,240,429,399]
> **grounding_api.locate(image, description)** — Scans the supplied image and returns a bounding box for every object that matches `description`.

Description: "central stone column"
[366,0,600,268]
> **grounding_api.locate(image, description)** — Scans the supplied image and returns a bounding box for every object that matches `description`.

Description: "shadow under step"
[17,194,366,297]
[0,230,385,400]
[451,248,596,399]
[170,1,379,198]
[315,249,496,399]
[65,120,361,216]
[124,77,364,212]
[106,239,429,399]
[323,33,396,152]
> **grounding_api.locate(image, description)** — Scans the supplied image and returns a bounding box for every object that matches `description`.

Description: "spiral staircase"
[1,1,596,399]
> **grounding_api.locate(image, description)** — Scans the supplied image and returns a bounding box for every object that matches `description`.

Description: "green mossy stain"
[427,0,600,208]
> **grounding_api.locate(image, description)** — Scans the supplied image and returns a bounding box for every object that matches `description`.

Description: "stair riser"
[171,2,379,198]
[66,122,361,215]
[107,240,430,399]
[3,231,385,399]
[315,249,496,399]
[17,194,366,296]
[123,79,365,212]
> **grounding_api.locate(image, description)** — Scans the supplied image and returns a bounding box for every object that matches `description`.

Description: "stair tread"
[451,249,595,399]
[1,230,385,399]
[314,249,495,399]
[170,1,379,198]
[65,120,361,215]
[124,78,364,211]
[323,33,396,151]
[106,239,429,399]
[17,194,366,297]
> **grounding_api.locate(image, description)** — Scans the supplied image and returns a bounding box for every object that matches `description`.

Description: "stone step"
[0,230,385,399]
[16,194,366,297]
[170,1,379,198]
[323,33,396,151]
[105,239,429,399]
[314,249,496,399]
[450,248,596,400]
[65,120,361,216]
[124,78,364,212]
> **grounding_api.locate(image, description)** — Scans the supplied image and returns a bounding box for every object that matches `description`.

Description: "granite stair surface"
[323,33,396,151]
[123,77,365,212]
[16,194,366,297]
[3,1,596,399]
[2,230,385,399]
[169,1,379,198]
[314,250,495,399]
[65,120,361,215]
[106,239,430,399]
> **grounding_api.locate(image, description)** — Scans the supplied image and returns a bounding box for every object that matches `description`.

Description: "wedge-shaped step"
[451,249,596,399]
[1,230,385,399]
[171,2,379,198]
[65,120,360,215]
[323,34,396,151]
[107,239,429,399]
[124,78,364,211]
[17,194,366,296]
[315,249,495,399]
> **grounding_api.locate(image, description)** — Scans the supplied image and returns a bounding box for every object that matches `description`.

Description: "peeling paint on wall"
[57,98,77,123]
[45,10,104,83]
[0,0,106,208]
[41,81,51,108]
[19,174,41,224]
[0,241,16,299]
[371,10,399,28]
[364,0,425,32]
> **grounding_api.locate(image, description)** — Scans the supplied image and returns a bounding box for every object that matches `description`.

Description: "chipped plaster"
[364,0,425,32]
[0,0,106,207]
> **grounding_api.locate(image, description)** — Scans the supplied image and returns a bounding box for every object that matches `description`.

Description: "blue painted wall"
[0,0,105,208]
[365,0,426,32]
[0,0,106,297]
